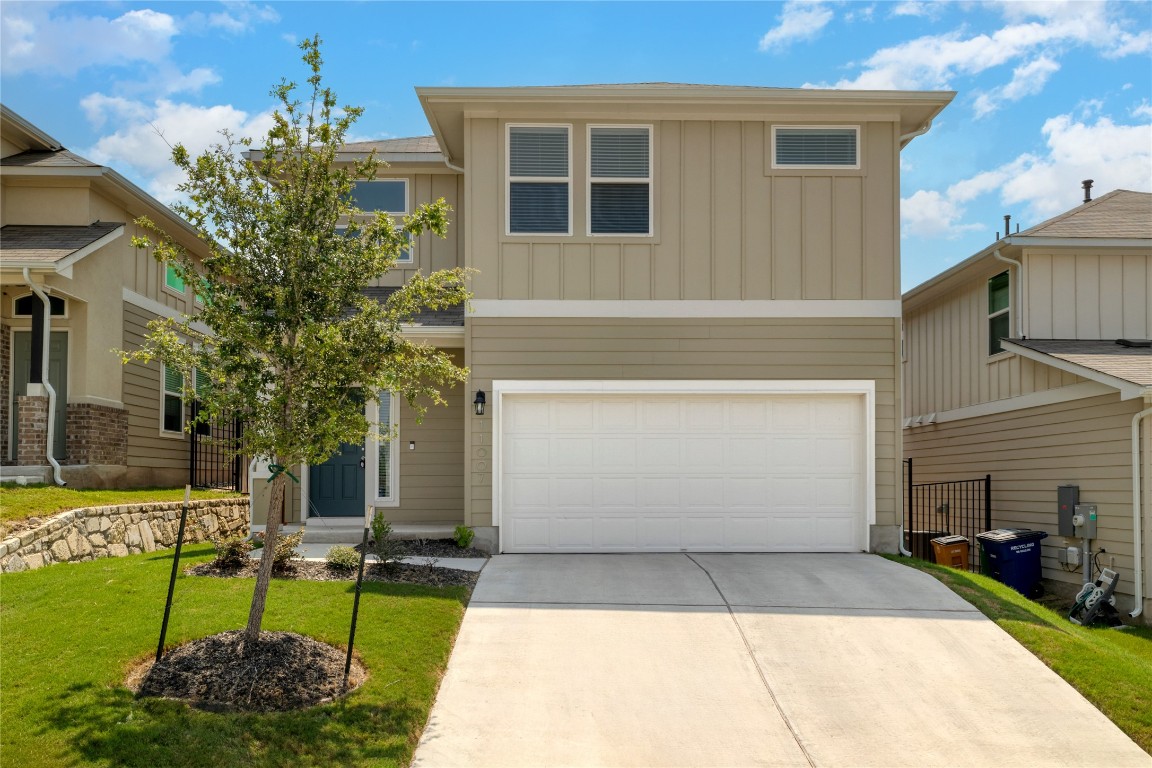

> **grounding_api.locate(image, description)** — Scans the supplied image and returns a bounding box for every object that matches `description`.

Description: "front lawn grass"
[0,485,244,525]
[888,555,1152,752]
[0,544,468,767]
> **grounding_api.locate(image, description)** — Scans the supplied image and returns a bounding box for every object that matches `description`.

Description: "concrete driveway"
[412,554,1149,767]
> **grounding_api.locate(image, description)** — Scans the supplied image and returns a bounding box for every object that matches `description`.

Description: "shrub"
[211,534,254,568]
[326,545,361,572]
[370,512,403,568]
[453,525,475,549]
[255,530,304,571]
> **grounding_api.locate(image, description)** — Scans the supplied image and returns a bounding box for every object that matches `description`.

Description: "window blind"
[591,128,649,178]
[350,180,406,213]
[775,128,857,166]
[509,127,568,177]
[377,395,392,499]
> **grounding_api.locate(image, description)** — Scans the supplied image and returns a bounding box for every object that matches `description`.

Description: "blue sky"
[2,0,1150,289]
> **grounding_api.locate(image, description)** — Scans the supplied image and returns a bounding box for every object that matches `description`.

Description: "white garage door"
[499,392,866,553]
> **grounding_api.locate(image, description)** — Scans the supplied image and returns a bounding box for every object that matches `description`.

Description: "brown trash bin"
[930,535,970,569]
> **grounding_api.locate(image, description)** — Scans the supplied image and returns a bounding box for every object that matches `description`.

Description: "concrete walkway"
[412,553,1150,767]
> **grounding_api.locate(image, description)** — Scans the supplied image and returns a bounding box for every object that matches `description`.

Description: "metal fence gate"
[190,406,247,493]
[903,458,990,572]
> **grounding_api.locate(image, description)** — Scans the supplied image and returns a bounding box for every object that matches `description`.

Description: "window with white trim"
[13,294,66,317]
[988,271,1011,355]
[507,125,570,234]
[349,179,412,263]
[162,364,184,433]
[164,262,185,294]
[375,392,399,504]
[772,126,859,169]
[589,125,651,235]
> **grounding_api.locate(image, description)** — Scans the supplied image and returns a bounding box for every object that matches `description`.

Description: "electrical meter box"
[1058,485,1079,536]
[1073,504,1098,539]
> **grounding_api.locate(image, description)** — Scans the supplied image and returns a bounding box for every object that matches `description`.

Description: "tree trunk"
[243,469,288,649]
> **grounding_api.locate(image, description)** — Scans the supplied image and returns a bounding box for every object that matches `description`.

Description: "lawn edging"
[0,498,247,573]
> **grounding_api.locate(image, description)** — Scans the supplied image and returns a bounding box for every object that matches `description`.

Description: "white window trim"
[367,392,400,507]
[987,270,1011,358]
[162,261,186,299]
[159,363,185,437]
[587,124,653,238]
[345,178,413,264]
[489,379,877,554]
[505,122,573,237]
[11,292,68,319]
[771,125,861,170]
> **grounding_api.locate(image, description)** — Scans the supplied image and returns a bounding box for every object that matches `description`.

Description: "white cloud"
[830,2,1148,91]
[890,1,944,18]
[80,97,277,204]
[758,1,833,52]
[1133,100,1152,119]
[844,4,875,23]
[185,2,280,36]
[902,112,1152,237]
[973,56,1060,117]
[1,5,178,76]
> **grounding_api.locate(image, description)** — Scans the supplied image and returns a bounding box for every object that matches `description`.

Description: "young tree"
[127,36,469,648]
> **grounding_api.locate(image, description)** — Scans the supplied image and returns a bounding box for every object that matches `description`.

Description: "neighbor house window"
[988,271,1011,355]
[348,179,411,262]
[164,262,185,294]
[162,364,184,433]
[375,392,399,504]
[772,126,859,169]
[589,125,651,235]
[507,125,570,235]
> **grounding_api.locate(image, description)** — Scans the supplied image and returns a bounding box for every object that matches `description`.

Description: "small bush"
[211,534,254,568]
[255,530,304,571]
[453,525,475,549]
[370,512,403,568]
[326,545,361,572]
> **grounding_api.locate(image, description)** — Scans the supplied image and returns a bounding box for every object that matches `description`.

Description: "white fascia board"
[905,381,1116,427]
[470,299,900,318]
[1011,237,1152,249]
[1000,340,1144,400]
[0,166,102,178]
[400,326,464,347]
[489,379,878,546]
[122,287,210,336]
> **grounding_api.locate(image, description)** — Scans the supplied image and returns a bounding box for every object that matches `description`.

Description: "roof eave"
[1000,340,1147,400]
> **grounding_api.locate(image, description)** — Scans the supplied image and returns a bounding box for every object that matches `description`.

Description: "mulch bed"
[187,558,480,588]
[128,630,365,712]
[374,538,489,559]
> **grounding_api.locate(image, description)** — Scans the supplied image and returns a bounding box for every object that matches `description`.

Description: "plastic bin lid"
[931,534,969,545]
[975,528,1049,543]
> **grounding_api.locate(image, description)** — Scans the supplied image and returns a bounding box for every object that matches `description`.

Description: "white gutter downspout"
[899,119,934,147]
[1131,397,1152,618]
[992,248,1025,338]
[22,268,66,486]
[442,156,465,174]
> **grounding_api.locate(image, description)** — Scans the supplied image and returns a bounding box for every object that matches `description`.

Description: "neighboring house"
[289,84,954,557]
[903,188,1152,619]
[0,105,218,489]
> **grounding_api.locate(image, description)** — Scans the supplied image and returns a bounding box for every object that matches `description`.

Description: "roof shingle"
[1,222,124,263]
[1007,338,1152,387]
[1017,190,1152,239]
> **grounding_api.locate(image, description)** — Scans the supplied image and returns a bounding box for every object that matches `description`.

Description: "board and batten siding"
[366,172,465,289]
[1024,249,1152,340]
[465,118,898,302]
[904,393,1151,606]
[121,304,189,485]
[903,264,1084,419]
[464,317,900,532]
[384,350,466,524]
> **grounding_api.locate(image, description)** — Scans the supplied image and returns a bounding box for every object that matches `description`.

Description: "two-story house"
[1,105,224,490]
[297,84,954,557]
[903,188,1152,619]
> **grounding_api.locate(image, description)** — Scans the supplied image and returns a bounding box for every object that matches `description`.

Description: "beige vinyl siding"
[385,352,466,524]
[122,303,190,478]
[903,266,1085,418]
[904,393,1148,605]
[464,317,900,530]
[467,118,898,302]
[367,172,465,288]
[123,216,193,314]
[1024,249,1152,340]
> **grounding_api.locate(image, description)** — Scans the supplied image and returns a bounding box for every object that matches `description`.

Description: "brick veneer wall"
[0,323,9,464]
[16,395,49,465]
[66,403,128,465]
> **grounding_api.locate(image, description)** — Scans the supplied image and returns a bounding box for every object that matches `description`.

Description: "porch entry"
[10,330,68,461]
[308,440,365,517]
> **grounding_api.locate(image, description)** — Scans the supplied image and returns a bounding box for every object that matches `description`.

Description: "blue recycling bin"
[975,528,1048,597]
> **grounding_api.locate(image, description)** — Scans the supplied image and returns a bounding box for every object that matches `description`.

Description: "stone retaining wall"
[0,498,248,573]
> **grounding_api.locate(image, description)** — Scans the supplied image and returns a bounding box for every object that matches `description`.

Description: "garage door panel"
[500,391,866,553]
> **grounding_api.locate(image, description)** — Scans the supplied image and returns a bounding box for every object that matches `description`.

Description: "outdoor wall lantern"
[473,389,486,416]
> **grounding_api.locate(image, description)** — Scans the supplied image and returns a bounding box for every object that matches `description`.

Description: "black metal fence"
[903,458,990,572]
[189,406,247,493]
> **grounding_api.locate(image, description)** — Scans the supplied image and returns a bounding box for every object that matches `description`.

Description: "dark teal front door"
[309,441,365,517]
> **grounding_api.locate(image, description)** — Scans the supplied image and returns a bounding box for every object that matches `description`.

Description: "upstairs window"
[164,262,185,294]
[508,125,570,235]
[772,126,859,169]
[988,271,1011,355]
[589,126,651,235]
[349,179,411,263]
